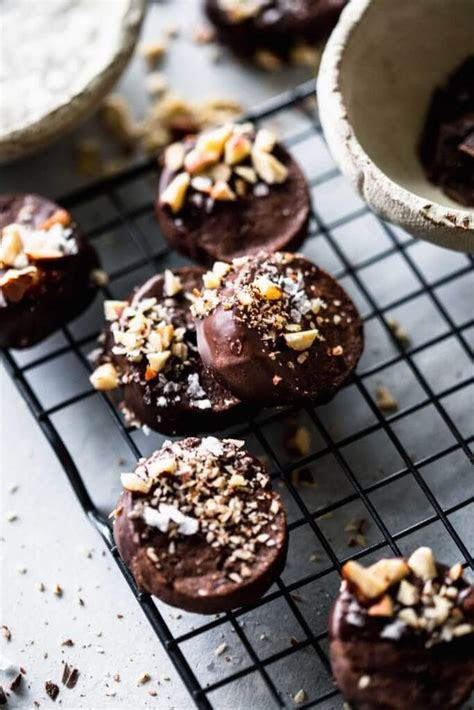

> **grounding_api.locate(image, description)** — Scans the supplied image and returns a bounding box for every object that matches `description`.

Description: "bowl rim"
[0,0,146,162]
[317,0,473,251]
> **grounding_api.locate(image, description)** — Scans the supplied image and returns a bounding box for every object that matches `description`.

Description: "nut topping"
[89,363,119,391]
[160,121,288,215]
[159,172,190,213]
[284,329,321,352]
[408,546,437,581]
[0,266,40,303]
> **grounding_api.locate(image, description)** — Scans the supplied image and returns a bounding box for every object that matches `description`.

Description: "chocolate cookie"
[0,194,99,349]
[156,122,310,267]
[330,547,474,709]
[205,0,346,65]
[419,56,474,207]
[113,436,288,613]
[193,251,363,405]
[90,267,249,436]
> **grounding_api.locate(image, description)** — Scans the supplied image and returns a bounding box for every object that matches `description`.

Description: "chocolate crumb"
[45,681,59,701]
[0,687,7,705]
[1,626,11,641]
[9,674,22,692]
[66,668,80,689]
[61,639,74,647]
[61,664,70,686]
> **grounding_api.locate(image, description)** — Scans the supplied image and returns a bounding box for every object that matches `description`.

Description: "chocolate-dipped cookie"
[113,436,288,613]
[156,122,310,267]
[205,0,346,65]
[0,194,99,349]
[90,267,249,436]
[330,547,474,709]
[193,251,363,405]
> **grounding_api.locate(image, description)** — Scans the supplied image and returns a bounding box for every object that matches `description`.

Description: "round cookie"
[156,122,310,267]
[90,267,249,436]
[330,547,474,709]
[193,251,363,405]
[0,193,99,349]
[205,0,346,65]
[113,436,288,614]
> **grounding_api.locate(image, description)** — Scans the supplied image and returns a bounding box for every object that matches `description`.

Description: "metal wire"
[2,81,473,709]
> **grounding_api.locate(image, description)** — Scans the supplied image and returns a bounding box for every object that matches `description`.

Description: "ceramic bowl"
[0,0,145,163]
[317,0,474,252]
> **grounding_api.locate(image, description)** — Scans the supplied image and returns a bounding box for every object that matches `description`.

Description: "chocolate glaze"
[196,252,363,405]
[104,268,252,436]
[205,0,347,63]
[114,437,288,614]
[329,562,474,709]
[419,56,474,207]
[156,142,310,268]
[0,194,98,349]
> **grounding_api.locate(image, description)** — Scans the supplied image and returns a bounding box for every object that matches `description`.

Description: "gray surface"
[1,2,473,709]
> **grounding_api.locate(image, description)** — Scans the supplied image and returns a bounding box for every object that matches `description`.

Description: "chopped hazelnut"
[160,172,190,213]
[120,472,151,494]
[164,269,182,297]
[252,148,288,184]
[407,547,437,581]
[284,329,320,352]
[147,351,171,373]
[90,363,120,391]
[164,142,186,171]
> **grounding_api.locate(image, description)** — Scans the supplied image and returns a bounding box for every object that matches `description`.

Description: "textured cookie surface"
[91,267,248,436]
[329,547,474,709]
[194,251,363,405]
[156,122,310,267]
[205,0,346,63]
[114,436,288,613]
[0,193,98,348]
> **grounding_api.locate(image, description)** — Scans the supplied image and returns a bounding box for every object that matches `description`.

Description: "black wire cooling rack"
[2,80,473,709]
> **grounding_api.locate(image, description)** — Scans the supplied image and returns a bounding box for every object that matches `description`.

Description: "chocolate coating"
[0,194,98,349]
[114,437,288,614]
[195,252,363,405]
[419,56,474,207]
[330,559,474,709]
[104,267,251,436]
[156,142,310,268]
[205,0,346,63]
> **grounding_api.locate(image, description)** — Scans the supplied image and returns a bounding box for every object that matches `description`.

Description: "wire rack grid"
[2,80,473,709]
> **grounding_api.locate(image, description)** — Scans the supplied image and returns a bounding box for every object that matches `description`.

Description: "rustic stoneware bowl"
[317,0,474,252]
[0,0,145,163]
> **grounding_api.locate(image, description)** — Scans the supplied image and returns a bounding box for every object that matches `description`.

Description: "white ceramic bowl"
[317,0,474,252]
[0,0,145,163]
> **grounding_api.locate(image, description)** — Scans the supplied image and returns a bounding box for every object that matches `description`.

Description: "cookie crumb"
[385,317,410,347]
[375,385,398,413]
[137,672,151,685]
[214,642,227,656]
[53,583,63,597]
[1,626,11,641]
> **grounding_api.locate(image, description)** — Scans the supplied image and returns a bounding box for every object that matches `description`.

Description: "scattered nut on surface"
[140,41,167,68]
[375,385,398,413]
[164,269,183,297]
[293,689,307,704]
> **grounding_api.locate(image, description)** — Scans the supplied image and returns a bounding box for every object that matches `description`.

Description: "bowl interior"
[339,0,474,212]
